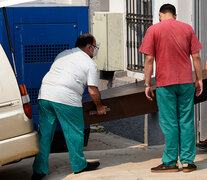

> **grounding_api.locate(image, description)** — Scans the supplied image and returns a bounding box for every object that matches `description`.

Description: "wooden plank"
[83,70,207,125]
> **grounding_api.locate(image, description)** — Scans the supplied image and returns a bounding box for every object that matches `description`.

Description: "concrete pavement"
[0,132,207,180]
[64,145,207,180]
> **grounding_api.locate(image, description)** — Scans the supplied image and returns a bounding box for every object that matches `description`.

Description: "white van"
[0,44,39,167]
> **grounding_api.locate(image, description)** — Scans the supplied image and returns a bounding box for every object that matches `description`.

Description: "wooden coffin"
[83,70,207,125]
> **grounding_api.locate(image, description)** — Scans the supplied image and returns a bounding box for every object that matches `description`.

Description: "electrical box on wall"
[93,12,124,71]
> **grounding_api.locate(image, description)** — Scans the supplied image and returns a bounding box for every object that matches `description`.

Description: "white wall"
[177,0,193,26]
[109,0,125,13]
[100,0,109,11]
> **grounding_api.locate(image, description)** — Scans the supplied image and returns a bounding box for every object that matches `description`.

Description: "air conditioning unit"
[93,12,124,71]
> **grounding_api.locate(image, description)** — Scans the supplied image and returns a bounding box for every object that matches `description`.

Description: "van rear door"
[0,44,33,141]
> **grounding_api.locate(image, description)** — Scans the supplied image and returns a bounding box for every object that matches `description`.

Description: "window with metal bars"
[126,0,153,72]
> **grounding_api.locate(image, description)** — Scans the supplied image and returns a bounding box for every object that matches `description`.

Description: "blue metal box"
[0,5,89,130]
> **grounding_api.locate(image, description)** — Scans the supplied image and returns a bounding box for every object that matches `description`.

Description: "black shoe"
[74,161,100,174]
[151,163,179,173]
[31,173,46,180]
[182,163,197,172]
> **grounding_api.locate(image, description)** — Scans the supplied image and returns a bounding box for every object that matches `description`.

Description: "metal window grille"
[126,0,153,72]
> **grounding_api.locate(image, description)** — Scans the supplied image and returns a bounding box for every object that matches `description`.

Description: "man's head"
[75,34,98,58]
[159,4,177,21]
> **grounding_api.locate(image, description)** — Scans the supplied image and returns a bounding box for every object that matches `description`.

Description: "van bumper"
[0,131,39,167]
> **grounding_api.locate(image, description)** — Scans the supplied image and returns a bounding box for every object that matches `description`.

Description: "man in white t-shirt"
[32,34,106,180]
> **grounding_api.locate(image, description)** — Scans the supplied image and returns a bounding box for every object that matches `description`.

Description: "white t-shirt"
[38,47,98,107]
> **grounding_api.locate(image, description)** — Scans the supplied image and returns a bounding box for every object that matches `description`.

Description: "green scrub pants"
[156,83,196,166]
[33,100,87,174]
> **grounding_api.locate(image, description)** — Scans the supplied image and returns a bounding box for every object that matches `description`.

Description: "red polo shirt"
[139,19,202,87]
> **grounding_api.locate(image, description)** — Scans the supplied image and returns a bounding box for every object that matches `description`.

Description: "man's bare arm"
[144,55,154,101]
[88,86,106,115]
[192,52,203,96]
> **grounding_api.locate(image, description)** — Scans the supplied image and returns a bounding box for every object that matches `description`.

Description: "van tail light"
[23,104,32,119]
[19,85,32,119]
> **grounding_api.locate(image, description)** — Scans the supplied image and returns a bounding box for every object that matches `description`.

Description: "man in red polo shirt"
[139,4,203,173]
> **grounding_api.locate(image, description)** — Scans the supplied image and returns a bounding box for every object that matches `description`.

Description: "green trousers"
[33,100,87,173]
[156,83,196,166]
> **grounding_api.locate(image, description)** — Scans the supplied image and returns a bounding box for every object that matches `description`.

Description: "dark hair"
[75,34,94,48]
[159,4,176,15]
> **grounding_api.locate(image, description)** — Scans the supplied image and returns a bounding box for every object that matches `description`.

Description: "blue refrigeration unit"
[0,3,90,150]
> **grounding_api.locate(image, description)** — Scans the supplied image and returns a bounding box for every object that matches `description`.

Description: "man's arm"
[88,86,106,115]
[192,52,203,96]
[144,55,154,101]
